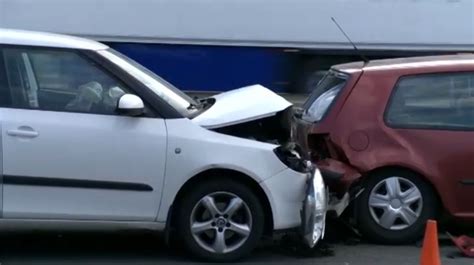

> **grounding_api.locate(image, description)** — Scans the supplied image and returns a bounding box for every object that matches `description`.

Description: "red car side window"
[385,72,474,131]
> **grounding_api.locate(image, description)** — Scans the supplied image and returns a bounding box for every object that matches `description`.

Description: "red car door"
[384,72,474,218]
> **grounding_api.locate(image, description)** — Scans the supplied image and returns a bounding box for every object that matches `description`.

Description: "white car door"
[0,46,167,221]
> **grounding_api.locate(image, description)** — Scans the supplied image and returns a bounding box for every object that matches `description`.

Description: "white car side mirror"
[117,94,145,116]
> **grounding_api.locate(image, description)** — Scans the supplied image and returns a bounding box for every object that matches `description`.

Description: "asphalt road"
[0,232,471,265]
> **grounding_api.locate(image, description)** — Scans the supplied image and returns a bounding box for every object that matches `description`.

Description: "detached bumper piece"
[448,233,474,258]
[300,167,328,248]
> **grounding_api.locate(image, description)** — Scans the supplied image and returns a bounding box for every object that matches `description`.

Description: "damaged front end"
[211,106,328,247]
[212,105,295,146]
[273,141,328,247]
[193,85,328,247]
[292,108,360,218]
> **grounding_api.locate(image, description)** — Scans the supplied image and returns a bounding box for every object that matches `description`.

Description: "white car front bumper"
[260,166,327,248]
[300,167,327,247]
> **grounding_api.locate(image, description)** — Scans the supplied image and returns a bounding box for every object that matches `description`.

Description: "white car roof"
[0,28,109,50]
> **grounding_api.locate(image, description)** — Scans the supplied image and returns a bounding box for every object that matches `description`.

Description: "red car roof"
[334,54,474,73]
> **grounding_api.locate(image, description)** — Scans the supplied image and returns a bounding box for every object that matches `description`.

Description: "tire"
[176,178,265,262]
[356,169,438,244]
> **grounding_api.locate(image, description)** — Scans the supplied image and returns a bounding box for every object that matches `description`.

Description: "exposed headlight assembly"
[273,142,310,173]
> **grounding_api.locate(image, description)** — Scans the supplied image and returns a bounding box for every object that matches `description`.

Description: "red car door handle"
[7,127,39,138]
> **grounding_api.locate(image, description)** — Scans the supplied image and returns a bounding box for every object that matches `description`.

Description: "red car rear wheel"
[356,169,438,244]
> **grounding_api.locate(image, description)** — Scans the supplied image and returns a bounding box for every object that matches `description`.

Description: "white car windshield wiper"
[187,103,200,110]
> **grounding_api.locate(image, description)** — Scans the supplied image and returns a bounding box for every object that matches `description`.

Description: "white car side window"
[2,47,129,115]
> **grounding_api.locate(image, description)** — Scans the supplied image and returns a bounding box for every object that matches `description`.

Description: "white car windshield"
[98,49,199,117]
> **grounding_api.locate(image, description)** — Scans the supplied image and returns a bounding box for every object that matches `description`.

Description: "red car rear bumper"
[317,158,361,196]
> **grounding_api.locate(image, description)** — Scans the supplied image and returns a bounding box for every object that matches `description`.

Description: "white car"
[0,29,327,261]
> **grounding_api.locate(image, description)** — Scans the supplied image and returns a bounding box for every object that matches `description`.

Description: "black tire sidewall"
[176,179,265,262]
[357,169,438,244]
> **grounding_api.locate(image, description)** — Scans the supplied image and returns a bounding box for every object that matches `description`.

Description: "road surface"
[0,232,470,265]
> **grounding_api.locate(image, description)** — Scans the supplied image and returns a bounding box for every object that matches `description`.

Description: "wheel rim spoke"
[191,220,214,234]
[201,195,221,216]
[402,187,421,205]
[228,221,251,236]
[385,177,402,198]
[400,206,418,225]
[223,197,243,217]
[369,193,390,208]
[212,230,227,253]
[379,208,398,229]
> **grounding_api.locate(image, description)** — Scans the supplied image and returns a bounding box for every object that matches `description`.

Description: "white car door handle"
[7,127,39,138]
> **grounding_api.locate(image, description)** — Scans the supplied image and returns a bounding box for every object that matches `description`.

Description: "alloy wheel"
[190,192,252,254]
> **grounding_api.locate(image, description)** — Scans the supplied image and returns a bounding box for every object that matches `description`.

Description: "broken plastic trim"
[301,167,327,248]
[273,142,311,173]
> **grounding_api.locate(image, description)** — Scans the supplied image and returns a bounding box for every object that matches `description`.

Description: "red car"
[296,55,474,244]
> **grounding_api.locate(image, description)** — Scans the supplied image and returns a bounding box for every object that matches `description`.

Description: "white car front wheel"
[177,178,265,262]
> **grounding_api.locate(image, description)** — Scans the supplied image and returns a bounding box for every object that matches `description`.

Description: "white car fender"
[156,118,288,222]
[259,168,308,229]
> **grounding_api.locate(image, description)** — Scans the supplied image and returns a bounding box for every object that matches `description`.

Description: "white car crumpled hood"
[192,84,292,129]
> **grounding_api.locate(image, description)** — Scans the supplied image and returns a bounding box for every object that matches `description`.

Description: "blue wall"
[107,42,295,93]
